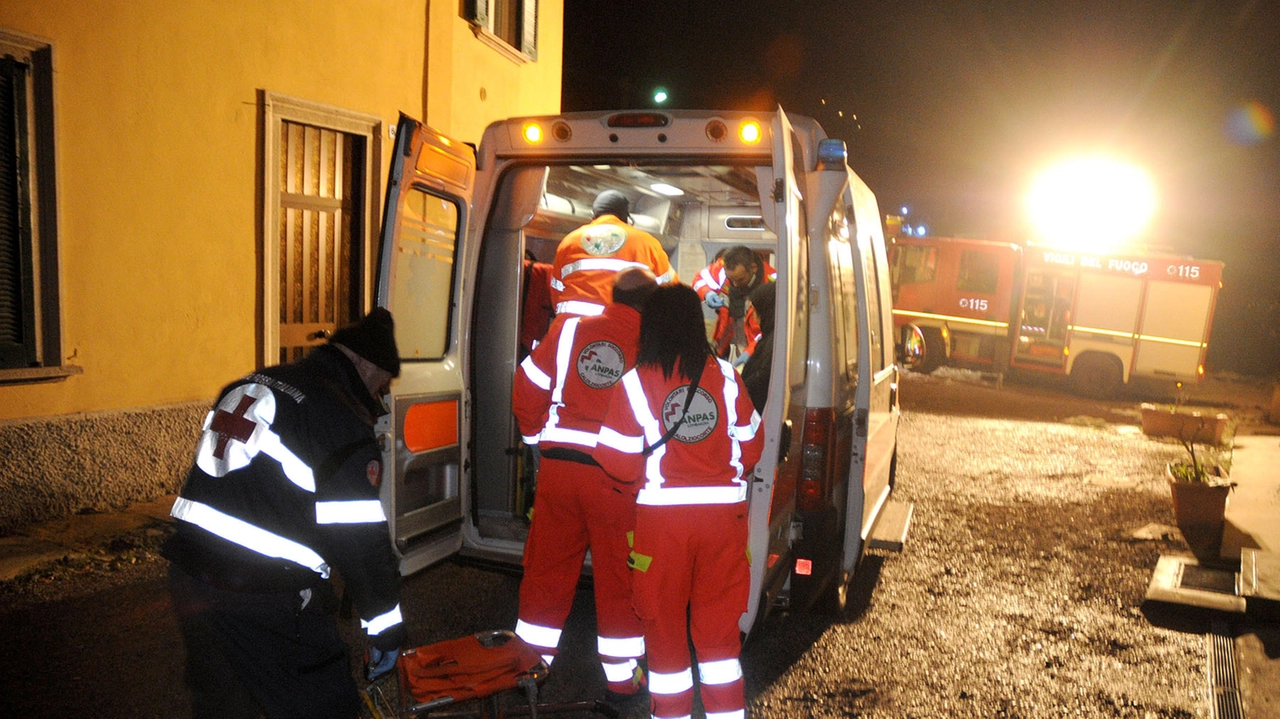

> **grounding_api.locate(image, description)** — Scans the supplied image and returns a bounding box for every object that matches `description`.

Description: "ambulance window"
[957,250,999,294]
[860,237,885,373]
[389,187,459,360]
[893,245,937,285]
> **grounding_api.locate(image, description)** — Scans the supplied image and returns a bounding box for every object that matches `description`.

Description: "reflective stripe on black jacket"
[163,344,404,646]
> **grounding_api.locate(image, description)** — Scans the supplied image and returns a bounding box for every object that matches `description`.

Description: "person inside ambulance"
[741,281,776,413]
[692,244,776,360]
[592,284,765,719]
[550,189,677,318]
[511,267,659,705]
[164,308,406,719]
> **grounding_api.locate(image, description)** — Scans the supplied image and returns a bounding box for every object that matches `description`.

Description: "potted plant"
[1165,430,1236,563]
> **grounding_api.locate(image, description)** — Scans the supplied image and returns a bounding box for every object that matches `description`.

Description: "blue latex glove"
[366,646,399,682]
[705,292,727,309]
[732,351,751,368]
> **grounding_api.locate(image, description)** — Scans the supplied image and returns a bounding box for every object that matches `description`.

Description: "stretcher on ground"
[360,630,619,718]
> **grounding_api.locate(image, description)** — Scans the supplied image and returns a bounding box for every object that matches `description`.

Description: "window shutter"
[466,0,489,28]
[521,0,538,60]
[0,56,36,368]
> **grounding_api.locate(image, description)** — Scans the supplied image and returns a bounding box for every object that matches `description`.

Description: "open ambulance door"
[741,108,807,634]
[375,114,474,576]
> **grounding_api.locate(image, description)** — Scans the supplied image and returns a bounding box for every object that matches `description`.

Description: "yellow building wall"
[426,2,564,145]
[0,0,563,421]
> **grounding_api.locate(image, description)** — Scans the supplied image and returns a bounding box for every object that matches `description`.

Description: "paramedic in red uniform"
[692,245,776,359]
[551,189,676,318]
[511,267,660,701]
[593,284,764,719]
[164,309,405,719]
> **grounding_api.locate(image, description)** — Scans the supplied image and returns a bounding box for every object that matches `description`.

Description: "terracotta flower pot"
[1166,465,1231,562]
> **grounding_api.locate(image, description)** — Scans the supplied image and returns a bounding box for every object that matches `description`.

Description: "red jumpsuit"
[551,214,676,317]
[593,357,764,719]
[692,258,777,356]
[511,303,646,695]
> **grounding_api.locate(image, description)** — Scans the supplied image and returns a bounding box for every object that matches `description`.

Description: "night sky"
[561,1,1280,376]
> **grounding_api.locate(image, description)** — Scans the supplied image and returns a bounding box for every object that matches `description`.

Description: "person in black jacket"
[741,281,776,413]
[164,308,405,719]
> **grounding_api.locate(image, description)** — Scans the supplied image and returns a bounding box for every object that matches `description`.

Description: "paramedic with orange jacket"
[511,268,659,700]
[593,284,764,719]
[551,190,676,318]
[692,245,775,358]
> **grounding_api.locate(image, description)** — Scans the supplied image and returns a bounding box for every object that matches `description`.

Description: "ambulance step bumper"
[867,500,913,553]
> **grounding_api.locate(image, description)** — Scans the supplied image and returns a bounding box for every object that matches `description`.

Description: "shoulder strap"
[642,356,708,457]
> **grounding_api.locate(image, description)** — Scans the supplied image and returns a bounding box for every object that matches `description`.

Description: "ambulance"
[373,109,911,633]
[888,234,1224,398]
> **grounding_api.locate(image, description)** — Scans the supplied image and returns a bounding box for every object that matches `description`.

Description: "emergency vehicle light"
[795,558,813,576]
[521,123,544,144]
[739,120,763,144]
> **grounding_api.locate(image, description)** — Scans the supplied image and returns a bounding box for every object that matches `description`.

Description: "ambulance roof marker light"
[816,138,847,170]
[739,120,763,144]
[522,122,544,144]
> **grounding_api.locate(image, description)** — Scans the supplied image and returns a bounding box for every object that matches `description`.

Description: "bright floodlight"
[1025,156,1157,252]
[654,88,668,104]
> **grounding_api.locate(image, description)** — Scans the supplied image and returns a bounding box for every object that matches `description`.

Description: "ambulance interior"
[470,161,779,543]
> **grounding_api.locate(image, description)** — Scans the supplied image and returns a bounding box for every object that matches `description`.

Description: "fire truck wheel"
[916,327,946,374]
[1070,353,1123,399]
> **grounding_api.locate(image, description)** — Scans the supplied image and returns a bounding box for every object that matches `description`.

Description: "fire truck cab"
[372,109,910,633]
[889,235,1224,397]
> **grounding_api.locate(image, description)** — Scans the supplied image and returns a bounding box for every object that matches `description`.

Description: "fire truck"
[888,234,1224,398]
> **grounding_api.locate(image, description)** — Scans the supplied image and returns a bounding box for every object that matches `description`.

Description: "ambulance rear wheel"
[916,327,946,374]
[1070,353,1123,399]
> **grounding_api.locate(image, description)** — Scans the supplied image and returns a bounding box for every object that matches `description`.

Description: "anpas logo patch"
[661,386,718,443]
[577,341,626,389]
[580,224,627,256]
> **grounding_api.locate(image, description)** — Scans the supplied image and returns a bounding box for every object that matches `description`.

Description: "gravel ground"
[745,410,1205,718]
[4,369,1265,718]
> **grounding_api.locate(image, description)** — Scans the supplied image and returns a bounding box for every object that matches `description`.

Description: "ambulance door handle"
[778,419,792,464]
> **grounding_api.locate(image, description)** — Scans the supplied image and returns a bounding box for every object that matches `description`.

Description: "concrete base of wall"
[0,401,208,535]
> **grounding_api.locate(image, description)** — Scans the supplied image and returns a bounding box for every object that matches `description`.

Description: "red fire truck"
[888,234,1224,398]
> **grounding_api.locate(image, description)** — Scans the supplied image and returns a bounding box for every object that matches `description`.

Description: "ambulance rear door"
[375,114,474,576]
[741,107,807,634]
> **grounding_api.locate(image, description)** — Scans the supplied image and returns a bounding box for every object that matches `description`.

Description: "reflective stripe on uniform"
[256,430,316,492]
[705,711,745,719]
[602,658,638,682]
[649,667,694,695]
[360,604,403,635]
[698,657,742,685]
[315,499,386,524]
[515,619,563,651]
[598,635,645,658]
[170,497,331,578]
[539,426,600,447]
[656,267,677,285]
[637,484,747,505]
[520,355,553,390]
[596,425,644,454]
[555,300,605,316]
[561,257,649,277]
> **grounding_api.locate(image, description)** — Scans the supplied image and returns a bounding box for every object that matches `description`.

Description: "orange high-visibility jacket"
[550,215,675,317]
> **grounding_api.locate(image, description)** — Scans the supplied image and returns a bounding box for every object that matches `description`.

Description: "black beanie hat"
[330,307,401,377]
[592,190,631,221]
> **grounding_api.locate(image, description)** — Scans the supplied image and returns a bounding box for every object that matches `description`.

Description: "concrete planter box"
[1141,403,1229,445]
